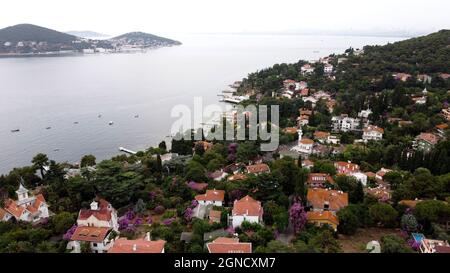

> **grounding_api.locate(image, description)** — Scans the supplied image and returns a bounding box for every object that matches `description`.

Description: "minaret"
[90,200,99,210]
[297,128,303,146]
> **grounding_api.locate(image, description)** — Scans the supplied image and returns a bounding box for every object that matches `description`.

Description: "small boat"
[98,114,102,118]
[109,121,114,125]
[53,148,59,152]
[134,115,139,118]
[73,121,79,124]
[11,129,20,133]
[46,127,51,130]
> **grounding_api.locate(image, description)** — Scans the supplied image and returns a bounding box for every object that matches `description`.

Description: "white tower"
[16,183,29,202]
[297,128,303,145]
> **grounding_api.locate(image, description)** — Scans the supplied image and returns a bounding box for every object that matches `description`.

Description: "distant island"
[65,30,109,39]
[0,24,182,57]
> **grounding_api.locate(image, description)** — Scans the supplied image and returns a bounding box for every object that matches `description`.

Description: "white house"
[2,183,49,223]
[331,114,360,132]
[301,64,315,75]
[358,108,373,119]
[231,195,263,228]
[324,64,333,74]
[76,199,119,231]
[195,189,225,207]
[302,96,318,107]
[350,172,368,186]
[68,226,115,253]
[362,125,384,141]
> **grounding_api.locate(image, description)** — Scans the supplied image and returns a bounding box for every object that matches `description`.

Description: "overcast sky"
[1,0,449,36]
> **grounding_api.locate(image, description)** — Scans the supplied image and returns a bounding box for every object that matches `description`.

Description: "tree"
[309,230,342,253]
[380,235,413,253]
[414,200,450,227]
[134,199,146,215]
[289,199,307,234]
[236,142,258,163]
[158,141,167,151]
[80,155,96,167]
[369,203,398,227]
[337,206,360,235]
[51,212,75,234]
[32,153,49,179]
[400,213,418,233]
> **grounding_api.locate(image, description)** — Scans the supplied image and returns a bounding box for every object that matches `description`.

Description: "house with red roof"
[68,226,115,253]
[195,189,225,207]
[334,161,360,175]
[1,183,49,223]
[307,188,348,213]
[362,125,384,141]
[68,198,119,253]
[108,233,166,253]
[206,237,252,253]
[307,211,339,231]
[76,198,119,231]
[231,195,263,228]
[307,173,334,188]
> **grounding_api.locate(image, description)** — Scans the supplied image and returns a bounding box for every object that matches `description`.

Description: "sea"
[0,33,406,174]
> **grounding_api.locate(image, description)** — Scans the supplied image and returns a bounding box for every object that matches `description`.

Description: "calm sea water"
[0,34,405,174]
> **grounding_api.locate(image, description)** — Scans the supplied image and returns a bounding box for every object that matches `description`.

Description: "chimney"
[133,244,137,252]
[145,232,151,241]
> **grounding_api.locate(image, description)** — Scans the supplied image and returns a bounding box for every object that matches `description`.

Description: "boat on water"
[54,148,59,152]
[109,121,114,125]
[73,121,79,124]
[11,129,20,133]
[98,114,102,118]
[134,115,139,118]
[46,127,51,130]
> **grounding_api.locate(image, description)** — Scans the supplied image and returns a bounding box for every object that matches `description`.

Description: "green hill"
[341,29,450,74]
[110,31,181,46]
[0,24,78,43]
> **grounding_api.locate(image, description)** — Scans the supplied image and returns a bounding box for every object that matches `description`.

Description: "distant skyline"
[1,0,449,37]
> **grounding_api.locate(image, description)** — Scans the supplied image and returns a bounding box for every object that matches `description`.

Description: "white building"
[195,189,225,207]
[331,114,360,132]
[292,129,314,154]
[301,64,315,75]
[68,226,115,253]
[350,172,368,186]
[231,195,263,228]
[76,199,119,231]
[324,64,333,74]
[362,125,384,141]
[302,96,318,107]
[68,198,119,253]
[2,183,49,223]
[358,108,373,119]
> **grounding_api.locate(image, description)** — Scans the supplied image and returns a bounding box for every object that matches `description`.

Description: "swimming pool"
[412,233,425,243]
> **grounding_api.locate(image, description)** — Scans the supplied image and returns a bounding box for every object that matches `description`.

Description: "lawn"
[338,227,402,253]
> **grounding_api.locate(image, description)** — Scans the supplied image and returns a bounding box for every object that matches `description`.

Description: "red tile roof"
[4,199,25,219]
[363,125,384,134]
[246,163,270,174]
[314,131,330,139]
[195,189,225,202]
[307,188,348,211]
[300,138,314,145]
[71,226,111,243]
[307,211,339,226]
[206,237,252,253]
[232,195,263,217]
[108,238,166,253]
[416,133,439,145]
[334,161,360,174]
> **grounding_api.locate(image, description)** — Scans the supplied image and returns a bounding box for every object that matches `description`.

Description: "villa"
[231,195,263,228]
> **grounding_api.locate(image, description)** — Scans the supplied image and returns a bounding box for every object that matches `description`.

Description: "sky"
[0,0,449,36]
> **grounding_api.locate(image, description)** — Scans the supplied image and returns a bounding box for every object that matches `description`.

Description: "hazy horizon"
[1,0,449,37]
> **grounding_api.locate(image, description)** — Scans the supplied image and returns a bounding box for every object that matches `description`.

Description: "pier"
[119,147,137,155]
